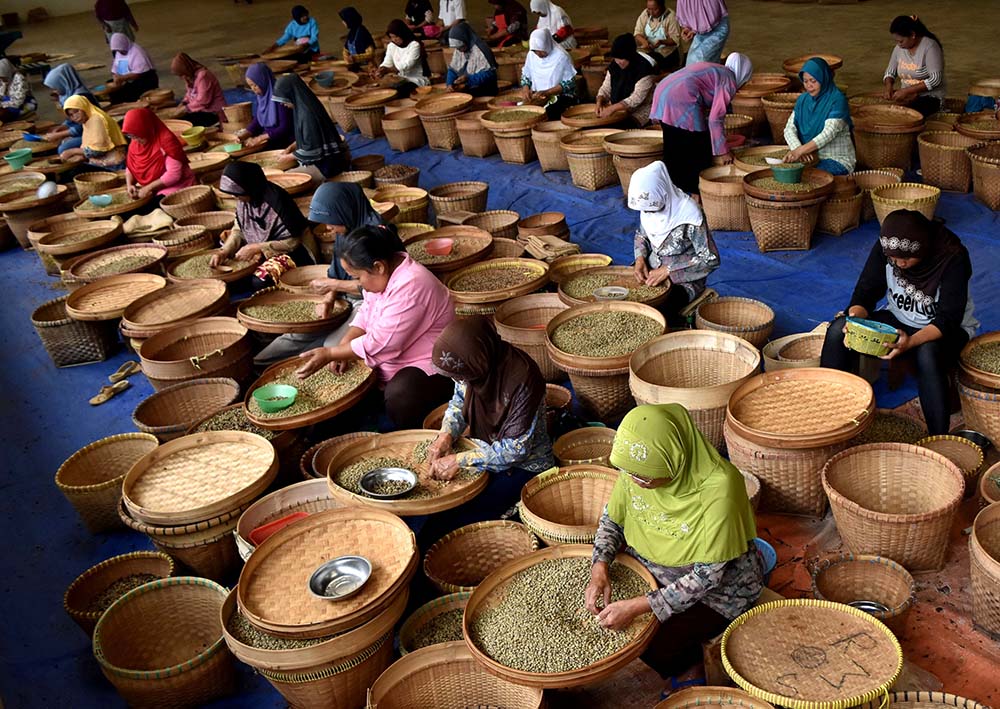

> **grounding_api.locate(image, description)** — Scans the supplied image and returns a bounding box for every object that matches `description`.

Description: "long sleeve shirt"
[127,155,196,196]
[183,68,226,123]
[634,221,719,299]
[883,37,945,101]
[381,41,431,87]
[598,72,656,127]
[592,512,763,622]
[849,240,978,340]
[438,0,466,27]
[349,255,454,383]
[246,103,294,148]
[0,73,33,111]
[650,62,736,156]
[783,113,856,173]
[276,17,320,54]
[441,383,555,473]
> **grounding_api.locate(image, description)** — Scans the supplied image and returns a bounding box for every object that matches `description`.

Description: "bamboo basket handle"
[366,688,376,709]
[850,408,871,427]
[189,348,224,370]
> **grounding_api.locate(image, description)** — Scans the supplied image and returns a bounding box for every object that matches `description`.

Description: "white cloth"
[724,52,753,89]
[439,0,466,27]
[530,0,576,49]
[628,161,705,250]
[522,29,577,92]
[381,41,431,86]
[0,59,14,81]
[450,45,492,76]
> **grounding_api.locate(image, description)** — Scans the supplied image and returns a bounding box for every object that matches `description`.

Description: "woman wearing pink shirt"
[122,108,196,201]
[297,224,456,429]
[171,53,227,126]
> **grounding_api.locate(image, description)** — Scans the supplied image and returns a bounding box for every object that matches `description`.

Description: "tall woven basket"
[817,189,863,236]
[761,92,800,144]
[613,154,659,196]
[967,142,1000,210]
[854,169,904,221]
[700,165,751,232]
[810,553,915,635]
[970,502,1000,639]
[382,109,427,152]
[870,183,940,225]
[31,296,118,367]
[917,131,979,192]
[419,112,467,151]
[694,296,775,349]
[746,195,826,252]
[455,110,497,158]
[958,379,1000,451]
[854,126,921,170]
[532,121,574,172]
[494,293,569,382]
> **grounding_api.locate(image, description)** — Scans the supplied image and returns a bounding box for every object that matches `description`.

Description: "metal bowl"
[308,555,372,600]
[954,429,993,452]
[360,467,418,499]
[848,599,890,615]
[592,285,628,301]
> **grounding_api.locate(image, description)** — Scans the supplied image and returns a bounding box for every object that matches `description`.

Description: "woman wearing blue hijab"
[43,64,98,154]
[782,57,855,175]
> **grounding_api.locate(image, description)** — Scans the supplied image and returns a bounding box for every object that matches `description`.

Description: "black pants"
[820,312,967,434]
[183,111,220,127]
[383,367,455,430]
[661,123,713,194]
[641,602,730,678]
[544,94,577,121]
[107,70,158,104]
[464,76,499,98]
[660,284,693,328]
[909,95,941,118]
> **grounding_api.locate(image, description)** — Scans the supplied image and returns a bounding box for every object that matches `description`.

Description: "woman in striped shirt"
[883,15,945,117]
[783,57,855,175]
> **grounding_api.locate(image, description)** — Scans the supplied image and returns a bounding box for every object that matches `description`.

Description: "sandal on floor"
[659,676,707,699]
[89,380,130,406]
[108,361,141,383]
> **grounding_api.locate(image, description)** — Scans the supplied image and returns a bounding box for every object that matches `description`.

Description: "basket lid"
[721,599,902,709]
[277,264,333,293]
[236,288,350,335]
[65,273,167,321]
[122,430,278,526]
[236,507,417,638]
[35,219,122,256]
[445,257,550,304]
[726,368,875,449]
[0,183,68,211]
[559,128,620,154]
[415,92,474,116]
[188,151,231,174]
[122,279,228,331]
[602,129,663,156]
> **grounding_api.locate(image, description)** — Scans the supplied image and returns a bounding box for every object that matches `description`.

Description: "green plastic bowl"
[4,148,33,171]
[252,383,298,413]
[221,142,242,154]
[771,163,805,184]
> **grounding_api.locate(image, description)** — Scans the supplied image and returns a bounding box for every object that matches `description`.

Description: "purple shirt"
[650,62,736,156]
[246,102,294,148]
[676,0,727,34]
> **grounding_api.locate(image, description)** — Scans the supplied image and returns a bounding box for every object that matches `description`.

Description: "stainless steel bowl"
[359,467,418,499]
[848,599,890,615]
[592,286,628,301]
[308,556,372,600]
[954,429,992,452]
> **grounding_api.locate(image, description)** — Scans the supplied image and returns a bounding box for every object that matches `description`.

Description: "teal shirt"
[276,17,320,54]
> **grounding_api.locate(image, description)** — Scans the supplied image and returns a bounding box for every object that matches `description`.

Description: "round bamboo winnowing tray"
[726,368,875,449]
[446,258,551,305]
[72,188,153,218]
[121,280,229,337]
[404,227,494,275]
[277,264,331,293]
[558,266,670,307]
[122,431,278,526]
[721,600,902,708]
[243,356,376,431]
[65,274,166,321]
[237,507,418,639]
[236,288,351,335]
[462,545,659,689]
[326,430,486,516]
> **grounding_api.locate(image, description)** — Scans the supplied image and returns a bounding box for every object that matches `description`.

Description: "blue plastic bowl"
[88,193,114,207]
[754,537,777,585]
[314,70,336,88]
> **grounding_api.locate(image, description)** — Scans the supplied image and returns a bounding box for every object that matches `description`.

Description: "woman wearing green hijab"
[585,404,762,679]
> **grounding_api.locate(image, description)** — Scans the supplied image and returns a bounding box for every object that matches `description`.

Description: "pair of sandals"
[89,361,141,406]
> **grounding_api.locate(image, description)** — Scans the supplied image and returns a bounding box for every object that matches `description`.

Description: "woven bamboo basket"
[373,164,420,189]
[743,471,761,511]
[810,553,915,635]
[654,687,775,709]
[854,124,923,170]
[398,595,471,655]
[494,293,569,382]
[330,170,374,189]
[871,183,941,225]
[64,551,175,634]
[822,443,965,571]
[382,109,427,152]
[55,433,160,533]
[518,211,569,241]
[612,154,659,196]
[561,129,620,191]
[917,434,985,498]
[695,297,775,349]
[320,90,357,132]
[546,302,667,422]
[455,110,497,158]
[31,296,118,367]
[424,521,539,594]
[970,502,1000,638]
[967,141,1000,210]
[630,332,761,451]
[859,692,990,709]
[428,181,488,218]
[518,465,618,546]
[730,93,769,138]
[138,317,253,391]
[159,185,217,220]
[345,89,395,138]
[700,165,751,232]
[223,102,253,124]
[481,106,547,164]
[746,195,826,252]
[74,171,124,198]
[132,377,241,441]
[917,131,979,192]
[466,210,520,240]
[92,577,236,707]
[817,188,863,236]
[532,121,575,172]
[372,186,429,224]
[368,641,544,708]
[418,109,468,151]
[34,219,124,275]
[548,253,612,284]
[151,225,215,261]
[174,211,236,240]
[762,333,825,371]
[761,92,801,144]
[725,113,754,139]
[300,432,379,480]
[553,426,617,466]
[960,331,1000,390]
[854,169,904,221]
[234,478,342,561]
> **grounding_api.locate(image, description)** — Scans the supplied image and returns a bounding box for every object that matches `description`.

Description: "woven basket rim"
[809,552,916,618]
[63,551,175,623]
[132,377,241,434]
[397,592,472,655]
[915,434,985,475]
[54,432,160,492]
[423,520,539,592]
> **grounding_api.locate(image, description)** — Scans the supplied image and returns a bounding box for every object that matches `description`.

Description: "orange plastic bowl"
[425,238,454,256]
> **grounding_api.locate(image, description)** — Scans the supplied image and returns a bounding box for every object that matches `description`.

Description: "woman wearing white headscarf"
[649,53,752,194]
[529,0,576,50]
[0,59,37,121]
[520,28,579,119]
[629,161,719,322]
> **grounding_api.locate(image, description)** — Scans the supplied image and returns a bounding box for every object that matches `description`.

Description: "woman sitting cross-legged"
[446,22,499,97]
[782,56,855,175]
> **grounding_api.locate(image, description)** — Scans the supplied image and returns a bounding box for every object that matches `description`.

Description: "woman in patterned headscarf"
[446,22,498,97]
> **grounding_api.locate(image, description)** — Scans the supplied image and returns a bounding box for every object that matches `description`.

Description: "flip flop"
[659,676,707,700]
[109,360,142,383]
[89,380,130,406]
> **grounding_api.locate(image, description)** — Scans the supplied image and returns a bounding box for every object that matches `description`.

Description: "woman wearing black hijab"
[821,210,979,434]
[273,73,350,180]
[340,7,375,69]
[595,34,657,127]
[404,0,437,37]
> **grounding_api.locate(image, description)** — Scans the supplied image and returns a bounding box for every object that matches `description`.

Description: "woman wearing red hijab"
[122,108,196,200]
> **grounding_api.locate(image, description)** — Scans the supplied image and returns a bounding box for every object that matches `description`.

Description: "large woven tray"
[243,356,376,431]
[65,273,166,321]
[601,130,662,157]
[462,545,658,689]
[726,368,875,449]
[239,149,297,172]
[122,431,278,526]
[236,288,350,335]
[558,266,669,307]
[0,184,69,212]
[445,258,550,305]
[66,243,167,281]
[236,507,418,638]
[35,219,122,257]
[166,251,258,284]
[72,188,153,218]
[721,599,902,709]
[325,430,487,516]
[121,280,229,337]
[560,103,628,129]
[276,264,330,293]
[404,226,494,274]
[742,168,835,202]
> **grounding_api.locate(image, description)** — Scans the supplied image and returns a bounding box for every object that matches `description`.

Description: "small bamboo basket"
[810,553,915,635]
[74,171,124,199]
[553,427,617,467]
[466,210,520,240]
[695,296,775,349]
[870,182,941,225]
[423,521,539,594]
[159,185,217,220]
[700,165,751,232]
[397,594,471,655]
[31,296,118,367]
[958,379,1000,452]
[761,92,801,144]
[382,109,427,153]
[131,377,241,441]
[517,465,618,546]
[372,186,430,224]
[970,502,1000,639]
[532,121,574,172]
[917,434,985,498]
[967,141,1000,210]
[817,188,863,236]
[917,131,980,192]
[493,293,569,382]
[455,110,497,158]
[428,181,488,218]
[374,164,420,189]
